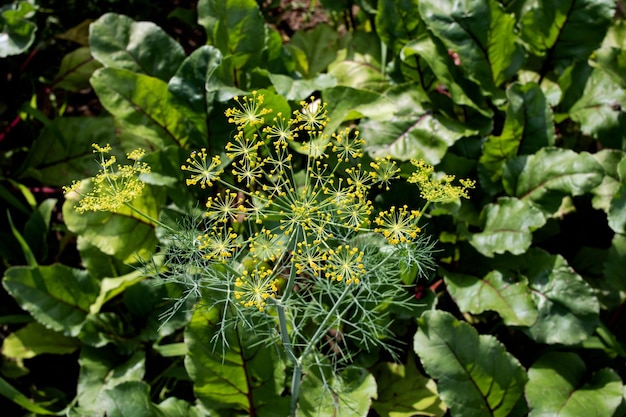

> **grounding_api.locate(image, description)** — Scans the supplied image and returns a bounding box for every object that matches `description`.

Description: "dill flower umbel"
[373,205,422,245]
[181,149,223,189]
[234,266,279,312]
[408,159,476,202]
[63,143,150,213]
[224,90,272,128]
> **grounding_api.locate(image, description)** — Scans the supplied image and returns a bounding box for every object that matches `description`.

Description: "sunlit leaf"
[371,356,446,417]
[590,150,623,212]
[608,149,626,233]
[492,248,600,345]
[184,307,290,416]
[470,197,546,257]
[89,13,185,81]
[2,321,79,361]
[52,47,102,92]
[479,82,555,184]
[503,147,604,214]
[63,181,164,263]
[419,0,524,94]
[402,37,490,116]
[2,264,100,336]
[95,381,163,417]
[91,68,204,149]
[0,1,37,57]
[526,352,623,417]
[168,45,223,137]
[444,269,538,326]
[520,0,614,72]
[568,67,626,149]
[77,347,145,408]
[197,0,266,70]
[414,310,527,417]
[298,365,377,417]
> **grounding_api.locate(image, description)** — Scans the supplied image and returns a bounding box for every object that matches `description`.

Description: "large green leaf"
[322,85,396,133]
[95,381,163,417]
[502,147,604,214]
[608,156,626,234]
[52,47,102,92]
[418,0,524,94]
[590,150,624,212]
[197,0,266,70]
[604,233,626,292]
[493,248,600,345]
[269,72,337,101]
[444,269,538,326]
[470,197,546,257]
[290,24,341,78]
[526,352,623,417]
[91,67,203,149]
[568,67,626,149]
[21,117,118,186]
[2,321,79,361]
[77,347,145,408]
[479,82,555,184]
[89,13,185,81]
[63,181,163,263]
[298,366,378,417]
[375,0,424,55]
[0,1,37,57]
[2,264,100,336]
[168,45,223,138]
[593,20,626,88]
[371,356,446,417]
[184,307,290,416]
[360,87,475,164]
[520,0,614,72]
[414,310,527,417]
[402,37,490,116]
[362,112,473,164]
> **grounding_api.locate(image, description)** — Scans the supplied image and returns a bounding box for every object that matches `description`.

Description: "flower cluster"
[182,93,474,312]
[63,143,150,212]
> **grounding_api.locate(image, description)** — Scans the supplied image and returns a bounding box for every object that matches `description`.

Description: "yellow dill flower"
[197,227,241,262]
[234,266,279,312]
[263,112,294,148]
[248,229,285,262]
[294,97,329,131]
[332,128,365,162]
[408,160,475,202]
[323,245,365,285]
[336,197,372,231]
[292,242,325,276]
[224,91,272,128]
[370,155,400,191]
[205,190,247,224]
[181,149,223,189]
[225,131,261,161]
[345,164,372,198]
[63,143,150,213]
[373,205,421,245]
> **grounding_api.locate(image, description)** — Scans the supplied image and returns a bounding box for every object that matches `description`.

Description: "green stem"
[274,299,300,417]
[123,202,172,232]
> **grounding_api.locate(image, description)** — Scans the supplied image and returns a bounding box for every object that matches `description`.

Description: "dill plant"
[64,92,475,415]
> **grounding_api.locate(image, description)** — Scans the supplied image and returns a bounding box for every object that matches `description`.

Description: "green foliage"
[1,0,626,415]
